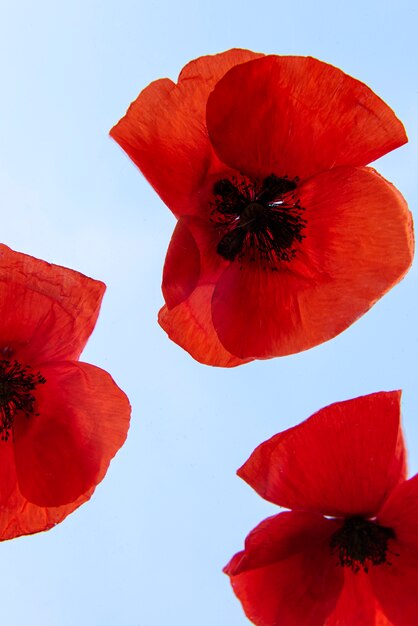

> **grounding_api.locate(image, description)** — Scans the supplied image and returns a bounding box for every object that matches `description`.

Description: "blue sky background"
[1,1,417,624]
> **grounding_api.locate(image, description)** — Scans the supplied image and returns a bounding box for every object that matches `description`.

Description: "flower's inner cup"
[212,174,306,268]
[330,515,397,573]
[0,359,46,441]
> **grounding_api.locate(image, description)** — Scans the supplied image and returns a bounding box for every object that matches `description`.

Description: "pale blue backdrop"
[0,0,417,624]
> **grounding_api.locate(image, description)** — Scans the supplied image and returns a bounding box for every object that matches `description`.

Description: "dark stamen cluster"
[0,360,46,441]
[212,174,306,269]
[330,515,397,573]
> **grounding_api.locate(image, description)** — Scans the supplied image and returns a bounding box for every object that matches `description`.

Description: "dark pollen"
[212,174,306,269]
[0,359,46,441]
[330,516,397,573]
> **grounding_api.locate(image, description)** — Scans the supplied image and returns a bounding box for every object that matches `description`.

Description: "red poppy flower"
[0,245,130,540]
[111,50,413,367]
[224,391,418,625]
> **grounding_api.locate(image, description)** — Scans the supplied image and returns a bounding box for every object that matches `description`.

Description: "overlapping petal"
[210,166,413,358]
[0,439,20,506]
[238,391,406,517]
[162,218,201,309]
[370,539,418,626]
[162,215,229,310]
[110,49,262,217]
[158,285,251,367]
[206,55,407,182]
[377,474,418,544]
[0,359,129,540]
[0,430,96,541]
[225,511,342,625]
[0,478,95,541]
[162,164,413,361]
[0,361,130,540]
[365,474,418,625]
[13,361,130,507]
[325,571,391,626]
[0,245,105,363]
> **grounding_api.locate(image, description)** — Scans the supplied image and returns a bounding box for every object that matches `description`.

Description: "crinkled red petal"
[0,244,105,363]
[0,482,95,541]
[13,361,130,507]
[238,391,406,517]
[225,511,343,626]
[206,55,407,181]
[158,285,252,367]
[110,49,262,217]
[211,166,413,359]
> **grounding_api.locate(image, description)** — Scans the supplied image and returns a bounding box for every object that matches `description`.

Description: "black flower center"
[212,174,306,269]
[0,359,46,441]
[330,516,397,573]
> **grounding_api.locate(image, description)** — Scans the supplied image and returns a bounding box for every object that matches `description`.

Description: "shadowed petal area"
[212,260,303,359]
[211,166,413,359]
[206,56,407,182]
[377,474,418,538]
[162,218,201,309]
[159,285,251,367]
[370,546,418,626]
[110,49,262,217]
[162,215,228,309]
[225,511,343,626]
[13,361,130,507]
[326,571,391,625]
[369,475,418,625]
[0,245,105,363]
[238,392,406,517]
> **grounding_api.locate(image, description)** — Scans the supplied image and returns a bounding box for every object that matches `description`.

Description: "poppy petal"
[0,481,95,541]
[369,474,418,625]
[211,166,413,359]
[162,216,228,309]
[326,571,391,626]
[0,245,105,363]
[238,391,406,517]
[0,376,128,540]
[162,218,201,309]
[0,440,19,506]
[110,49,263,217]
[225,511,343,626]
[377,473,418,535]
[371,559,418,626]
[13,361,130,507]
[158,285,252,367]
[206,55,407,181]
[0,430,122,541]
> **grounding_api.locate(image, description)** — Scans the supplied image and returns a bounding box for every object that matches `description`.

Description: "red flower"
[224,391,418,625]
[111,50,413,367]
[0,245,130,540]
